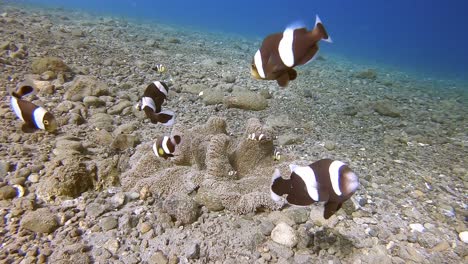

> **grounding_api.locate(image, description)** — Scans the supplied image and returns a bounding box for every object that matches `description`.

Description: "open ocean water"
[13,0,468,84]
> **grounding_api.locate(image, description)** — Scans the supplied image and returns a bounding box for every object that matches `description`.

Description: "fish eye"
[44,120,49,125]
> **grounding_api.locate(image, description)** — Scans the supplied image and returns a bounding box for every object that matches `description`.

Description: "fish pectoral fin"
[288,68,297,80]
[276,73,290,87]
[323,201,342,219]
[21,123,37,133]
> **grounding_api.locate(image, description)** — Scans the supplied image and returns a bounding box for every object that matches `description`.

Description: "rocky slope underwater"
[0,3,467,264]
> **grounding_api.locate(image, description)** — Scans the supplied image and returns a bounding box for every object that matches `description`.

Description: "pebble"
[409,223,425,233]
[431,241,450,252]
[110,192,126,208]
[100,216,118,231]
[21,208,59,234]
[324,141,336,151]
[28,173,39,183]
[0,185,17,200]
[83,96,105,108]
[140,222,152,234]
[149,251,168,264]
[85,202,107,218]
[104,238,120,254]
[259,220,275,236]
[0,161,10,178]
[184,242,200,259]
[277,134,302,146]
[459,231,468,243]
[271,222,298,248]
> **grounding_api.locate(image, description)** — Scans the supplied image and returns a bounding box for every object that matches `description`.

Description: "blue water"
[13,0,468,83]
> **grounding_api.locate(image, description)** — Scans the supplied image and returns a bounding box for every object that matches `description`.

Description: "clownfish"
[136,81,175,126]
[152,135,181,159]
[10,85,58,133]
[251,15,332,87]
[270,159,358,219]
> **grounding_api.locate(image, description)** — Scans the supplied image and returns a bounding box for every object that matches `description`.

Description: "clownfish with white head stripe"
[270,159,358,219]
[136,81,175,126]
[152,135,181,159]
[10,85,58,133]
[251,15,332,87]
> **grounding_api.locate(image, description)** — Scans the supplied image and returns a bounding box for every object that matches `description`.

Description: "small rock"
[459,231,468,243]
[64,75,109,102]
[202,90,224,106]
[222,74,236,83]
[271,222,298,247]
[100,216,118,231]
[163,194,199,225]
[85,202,107,218]
[104,239,120,254]
[184,242,200,259]
[354,69,377,80]
[283,207,309,225]
[21,208,58,234]
[0,185,16,200]
[111,134,138,151]
[83,96,105,108]
[71,29,85,37]
[431,241,450,252]
[145,39,157,47]
[40,70,57,80]
[149,251,168,264]
[374,100,401,117]
[409,223,425,233]
[294,250,313,264]
[168,38,181,44]
[31,57,71,75]
[140,222,152,234]
[278,134,302,146]
[224,90,268,111]
[259,89,272,99]
[260,220,275,236]
[194,188,224,212]
[89,112,114,131]
[324,141,336,151]
[107,100,132,115]
[110,192,126,208]
[266,240,294,259]
[0,161,10,178]
[28,173,40,183]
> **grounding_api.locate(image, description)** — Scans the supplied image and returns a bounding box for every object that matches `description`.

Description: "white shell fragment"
[12,184,25,198]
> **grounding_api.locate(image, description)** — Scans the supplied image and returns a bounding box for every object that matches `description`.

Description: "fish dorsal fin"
[285,21,306,31]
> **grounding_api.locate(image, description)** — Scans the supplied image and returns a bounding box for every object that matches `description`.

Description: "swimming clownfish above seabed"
[152,135,181,159]
[10,85,58,133]
[251,15,332,87]
[270,159,359,219]
[136,81,175,126]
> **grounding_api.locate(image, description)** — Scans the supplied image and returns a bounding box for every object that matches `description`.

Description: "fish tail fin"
[312,15,332,43]
[12,85,35,98]
[171,135,182,145]
[157,110,175,126]
[271,169,287,202]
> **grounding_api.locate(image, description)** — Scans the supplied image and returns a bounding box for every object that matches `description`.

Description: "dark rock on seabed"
[0,2,467,264]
